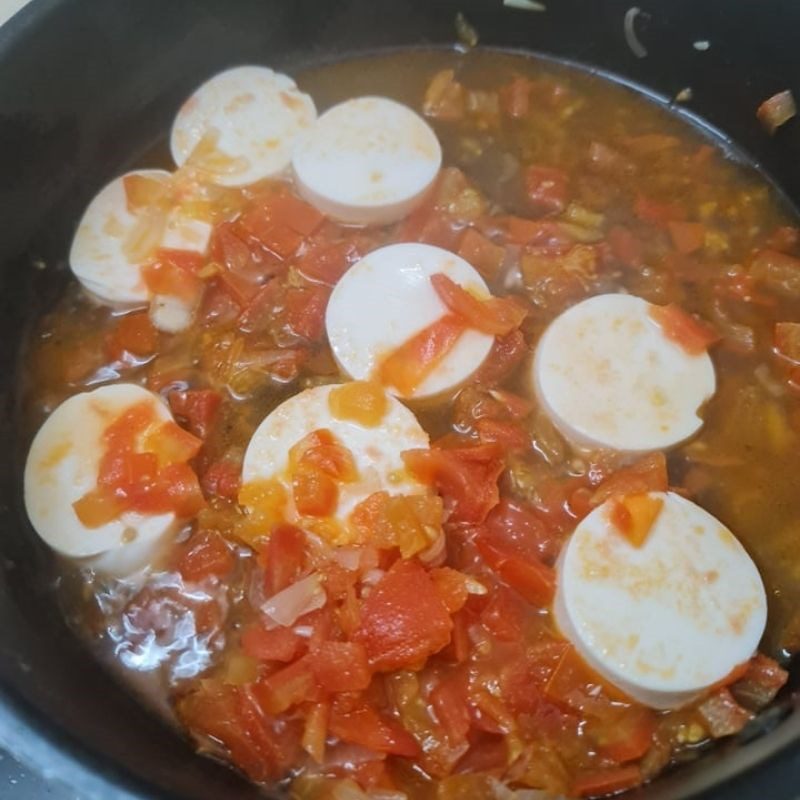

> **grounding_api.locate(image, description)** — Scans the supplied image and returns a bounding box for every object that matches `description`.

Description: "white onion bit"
[693,40,711,51]
[624,7,648,59]
[503,0,547,11]
[261,573,326,628]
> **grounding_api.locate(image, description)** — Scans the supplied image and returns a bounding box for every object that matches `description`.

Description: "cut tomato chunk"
[253,655,318,715]
[524,164,569,214]
[261,524,308,596]
[571,765,642,798]
[473,329,528,387]
[609,493,664,547]
[72,487,127,528]
[430,273,527,336]
[650,303,720,355]
[668,221,706,255]
[476,535,555,606]
[378,314,466,396]
[328,381,388,427]
[174,530,233,582]
[354,559,453,672]
[311,641,371,692]
[107,312,158,360]
[144,421,203,466]
[457,228,506,280]
[293,466,338,517]
[591,452,668,506]
[241,624,302,663]
[168,389,222,439]
[328,699,420,757]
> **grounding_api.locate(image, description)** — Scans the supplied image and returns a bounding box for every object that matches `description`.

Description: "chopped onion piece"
[464,576,488,595]
[693,40,711,51]
[624,7,648,59]
[503,0,547,10]
[261,573,326,628]
[417,531,447,567]
[149,294,197,334]
[331,547,362,571]
[361,568,385,586]
[757,90,797,134]
[675,87,693,103]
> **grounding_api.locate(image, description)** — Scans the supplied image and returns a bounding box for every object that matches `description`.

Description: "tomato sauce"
[19,49,800,799]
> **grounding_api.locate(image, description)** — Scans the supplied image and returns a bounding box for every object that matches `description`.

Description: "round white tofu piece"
[24,384,178,576]
[292,96,442,225]
[533,293,716,452]
[170,65,317,187]
[554,491,767,709]
[69,169,211,306]
[241,383,429,522]
[326,243,494,400]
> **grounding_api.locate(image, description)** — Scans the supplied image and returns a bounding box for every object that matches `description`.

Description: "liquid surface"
[19,49,800,799]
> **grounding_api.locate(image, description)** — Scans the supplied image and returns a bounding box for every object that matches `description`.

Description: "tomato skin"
[607,225,643,268]
[297,239,359,285]
[354,560,453,672]
[524,165,569,214]
[476,535,555,607]
[430,675,471,744]
[253,654,319,715]
[475,417,529,450]
[634,194,685,227]
[402,443,504,524]
[457,228,506,280]
[293,466,338,517]
[595,707,657,763]
[378,315,466,396]
[311,641,372,692]
[168,389,222,439]
[241,624,302,663]
[649,303,719,355]
[174,530,233,582]
[262,524,308,596]
[328,700,420,757]
[201,458,241,500]
[571,765,642,798]
[668,221,706,255]
[591,452,668,506]
[472,329,528,387]
[142,251,203,301]
[430,567,470,614]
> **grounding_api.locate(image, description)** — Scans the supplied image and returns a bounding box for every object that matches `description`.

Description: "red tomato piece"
[500,76,532,118]
[595,707,657,763]
[296,239,360,285]
[174,530,234,583]
[293,466,338,517]
[524,165,569,214]
[261,525,308,596]
[430,273,528,336]
[457,228,506,280]
[378,315,466,396]
[145,421,203,465]
[177,683,301,782]
[473,329,528,387]
[168,389,222,439]
[484,497,560,563]
[253,655,318,715]
[430,567,470,614]
[607,225,643,268]
[476,535,555,607]
[475,417,530,450]
[430,675,471,744]
[480,587,525,641]
[591,452,668,506]
[142,249,204,300]
[650,303,720,355]
[158,462,207,517]
[201,458,242,500]
[668,221,706,255]
[698,688,753,738]
[247,189,325,237]
[284,284,330,342]
[571,765,642,798]
[311,641,372,692]
[241,624,302,663]
[72,487,127,528]
[354,560,453,672]
[106,312,158,360]
[328,700,420,757]
[634,194,685,227]
[402,443,504,525]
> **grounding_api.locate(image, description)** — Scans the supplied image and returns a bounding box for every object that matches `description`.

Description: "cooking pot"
[0,0,798,797]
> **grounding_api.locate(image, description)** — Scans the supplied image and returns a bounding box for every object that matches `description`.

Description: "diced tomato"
[284,283,330,342]
[238,480,288,545]
[72,487,127,528]
[290,429,358,482]
[484,497,560,563]
[669,221,706,255]
[475,417,530,450]
[473,329,528,386]
[106,312,158,360]
[500,76,532,118]
[145,421,203,466]
[311,641,372,692]
[457,228,506,280]
[595,706,657,763]
[168,389,222,439]
[430,567,470,614]
[774,321,800,364]
[402,443,504,524]
[524,165,569,215]
[476,535,555,606]
[253,655,318,715]
[607,225,643,268]
[423,69,465,121]
[731,653,789,710]
[591,452,668,506]
[634,194,685,227]
[378,315,466,396]
[430,273,528,336]
[174,530,233,582]
[241,624,302,663]
[502,216,557,245]
[199,280,243,327]
[480,587,525,641]
[142,249,204,301]
[609,493,664,547]
[430,675,471,744]
[201,458,241,500]
[301,701,329,764]
[177,682,301,782]
[697,688,753,738]
[123,173,166,213]
[297,239,359,285]
[328,699,420,757]
[261,524,308,595]
[354,559,453,671]
[650,303,720,355]
[571,765,642,798]
[247,189,325,237]
[158,462,207,517]
[293,466,338,517]
[328,381,388,427]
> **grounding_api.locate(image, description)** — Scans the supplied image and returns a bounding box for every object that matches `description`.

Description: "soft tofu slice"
[533,293,716,452]
[554,491,767,709]
[69,169,210,306]
[241,382,429,522]
[170,65,317,187]
[24,383,178,576]
[325,242,494,400]
[292,96,442,225]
